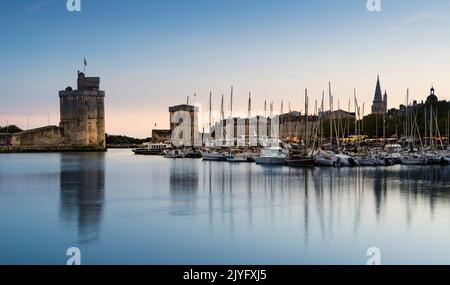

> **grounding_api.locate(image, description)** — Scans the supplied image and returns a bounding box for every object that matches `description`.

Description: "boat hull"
[202,153,226,161]
[255,157,286,165]
[401,158,426,165]
[315,158,337,167]
[226,156,252,163]
[286,158,315,167]
[132,149,163,155]
[185,152,202,159]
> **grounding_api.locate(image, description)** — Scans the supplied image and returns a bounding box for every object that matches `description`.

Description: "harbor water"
[1,149,450,264]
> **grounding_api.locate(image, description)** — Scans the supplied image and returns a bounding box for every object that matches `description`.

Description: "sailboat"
[314,149,340,167]
[202,151,227,161]
[255,147,287,165]
[286,89,315,167]
[286,155,316,167]
[225,149,254,162]
[400,153,426,165]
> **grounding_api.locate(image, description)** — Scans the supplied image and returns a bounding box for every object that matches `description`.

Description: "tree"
[0,125,23,134]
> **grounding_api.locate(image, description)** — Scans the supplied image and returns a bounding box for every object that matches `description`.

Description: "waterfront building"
[319,110,356,120]
[206,111,321,147]
[209,115,272,147]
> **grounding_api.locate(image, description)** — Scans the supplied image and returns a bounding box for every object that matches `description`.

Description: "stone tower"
[371,76,387,114]
[59,71,106,150]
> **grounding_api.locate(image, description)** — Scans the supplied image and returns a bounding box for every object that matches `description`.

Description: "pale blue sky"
[1,0,449,137]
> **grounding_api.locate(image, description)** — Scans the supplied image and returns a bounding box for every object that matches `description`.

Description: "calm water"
[1,149,450,265]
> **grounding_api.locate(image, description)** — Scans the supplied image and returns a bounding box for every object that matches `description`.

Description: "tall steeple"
[374,76,382,103]
[371,75,386,114]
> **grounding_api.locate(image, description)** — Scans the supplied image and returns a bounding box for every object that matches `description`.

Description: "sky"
[1,0,449,138]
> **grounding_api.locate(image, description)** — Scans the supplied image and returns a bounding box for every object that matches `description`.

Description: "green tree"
[0,125,23,134]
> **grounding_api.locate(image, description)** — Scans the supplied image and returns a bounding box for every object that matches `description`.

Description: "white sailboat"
[255,147,287,165]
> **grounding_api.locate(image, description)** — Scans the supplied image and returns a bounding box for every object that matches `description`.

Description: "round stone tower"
[59,71,106,150]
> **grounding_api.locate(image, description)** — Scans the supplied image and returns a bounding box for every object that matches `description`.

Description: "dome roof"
[426,87,438,104]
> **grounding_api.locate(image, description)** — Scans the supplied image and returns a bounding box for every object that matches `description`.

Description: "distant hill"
[106,134,150,146]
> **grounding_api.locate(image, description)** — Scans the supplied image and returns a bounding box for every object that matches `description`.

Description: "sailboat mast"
[430,102,434,148]
[447,110,450,150]
[406,89,410,148]
[338,99,341,143]
[264,100,267,117]
[230,86,233,119]
[248,92,252,118]
[383,109,386,147]
[304,89,308,149]
[424,107,427,147]
[362,103,365,137]
[329,83,333,147]
[220,94,224,122]
[347,98,350,145]
[209,92,212,129]
[321,91,325,147]
[310,99,317,149]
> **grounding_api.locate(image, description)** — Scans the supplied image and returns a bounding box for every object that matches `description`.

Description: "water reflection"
[169,160,199,216]
[5,149,450,264]
[168,162,450,242]
[59,153,105,243]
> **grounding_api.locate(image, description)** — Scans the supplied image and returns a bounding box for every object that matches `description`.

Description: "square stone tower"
[59,71,106,150]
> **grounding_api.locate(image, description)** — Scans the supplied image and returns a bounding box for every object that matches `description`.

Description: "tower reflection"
[169,160,199,216]
[59,153,105,243]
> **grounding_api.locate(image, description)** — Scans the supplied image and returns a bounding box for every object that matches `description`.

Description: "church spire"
[374,76,382,103]
[371,75,386,114]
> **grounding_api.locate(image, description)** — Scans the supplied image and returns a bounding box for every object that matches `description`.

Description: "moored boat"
[286,155,315,167]
[357,154,386,166]
[226,155,250,163]
[202,151,226,161]
[163,149,185,159]
[385,144,402,164]
[400,154,426,165]
[314,150,339,167]
[225,150,255,163]
[132,143,169,155]
[255,147,287,165]
[184,149,203,159]
[335,153,359,167]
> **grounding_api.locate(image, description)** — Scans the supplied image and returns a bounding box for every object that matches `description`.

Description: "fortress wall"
[9,126,63,147]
